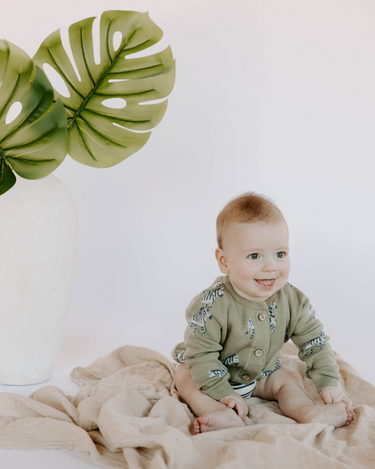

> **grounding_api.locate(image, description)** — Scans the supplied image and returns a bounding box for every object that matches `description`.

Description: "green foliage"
[33,10,175,168]
[0,11,175,196]
[0,40,68,195]
[0,151,16,196]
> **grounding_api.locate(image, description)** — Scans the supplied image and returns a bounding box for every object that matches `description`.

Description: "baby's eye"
[276,252,286,258]
[248,253,260,260]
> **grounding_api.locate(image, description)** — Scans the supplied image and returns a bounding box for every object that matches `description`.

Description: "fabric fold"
[0,343,374,469]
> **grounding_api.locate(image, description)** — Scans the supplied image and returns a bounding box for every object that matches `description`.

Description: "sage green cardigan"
[172,275,339,401]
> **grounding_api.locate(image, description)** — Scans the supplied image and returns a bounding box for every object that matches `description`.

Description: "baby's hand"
[220,392,249,420]
[319,385,353,412]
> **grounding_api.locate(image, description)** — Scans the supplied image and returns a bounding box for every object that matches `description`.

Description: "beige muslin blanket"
[0,342,374,468]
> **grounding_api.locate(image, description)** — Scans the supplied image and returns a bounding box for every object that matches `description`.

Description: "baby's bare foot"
[193,408,245,434]
[300,402,352,428]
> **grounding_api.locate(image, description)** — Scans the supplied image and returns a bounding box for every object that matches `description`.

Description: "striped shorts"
[230,380,256,399]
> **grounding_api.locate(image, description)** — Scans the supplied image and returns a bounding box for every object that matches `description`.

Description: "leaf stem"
[68,24,140,130]
[0,147,7,162]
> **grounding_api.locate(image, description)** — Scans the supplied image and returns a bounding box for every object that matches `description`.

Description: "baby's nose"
[262,258,277,272]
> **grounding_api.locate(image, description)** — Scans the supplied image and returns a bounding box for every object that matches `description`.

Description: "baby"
[172,192,353,434]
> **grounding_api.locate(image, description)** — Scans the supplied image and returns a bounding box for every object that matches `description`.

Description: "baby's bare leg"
[174,363,245,434]
[252,365,352,428]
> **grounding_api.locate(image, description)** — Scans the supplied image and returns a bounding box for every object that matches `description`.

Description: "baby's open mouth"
[255,279,276,287]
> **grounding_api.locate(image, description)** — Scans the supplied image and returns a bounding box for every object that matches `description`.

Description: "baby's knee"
[174,363,195,392]
[273,366,304,393]
[282,366,304,382]
[174,363,188,386]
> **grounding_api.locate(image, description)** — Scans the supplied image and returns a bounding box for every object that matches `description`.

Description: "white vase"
[0,174,78,385]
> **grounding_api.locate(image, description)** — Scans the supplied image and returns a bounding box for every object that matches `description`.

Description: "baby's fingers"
[221,398,247,419]
[235,402,248,419]
[221,398,235,409]
[320,392,333,405]
[341,396,353,412]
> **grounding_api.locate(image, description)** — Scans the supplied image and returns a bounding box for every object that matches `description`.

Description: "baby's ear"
[215,248,228,274]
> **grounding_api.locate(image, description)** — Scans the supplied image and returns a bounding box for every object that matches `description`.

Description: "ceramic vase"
[0,174,78,385]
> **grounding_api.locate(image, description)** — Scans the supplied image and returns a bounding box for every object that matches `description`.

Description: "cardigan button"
[242,374,251,380]
[258,313,266,321]
[255,349,263,357]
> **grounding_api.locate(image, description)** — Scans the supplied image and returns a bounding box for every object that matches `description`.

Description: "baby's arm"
[288,292,340,392]
[220,392,249,419]
[182,284,235,401]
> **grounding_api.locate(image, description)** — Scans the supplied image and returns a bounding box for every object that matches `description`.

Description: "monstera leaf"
[33,10,175,168]
[0,40,68,196]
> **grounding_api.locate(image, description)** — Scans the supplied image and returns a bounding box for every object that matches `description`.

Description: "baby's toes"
[345,411,353,426]
[193,418,201,434]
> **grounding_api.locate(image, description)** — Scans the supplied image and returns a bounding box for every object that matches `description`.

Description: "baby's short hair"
[216,192,282,248]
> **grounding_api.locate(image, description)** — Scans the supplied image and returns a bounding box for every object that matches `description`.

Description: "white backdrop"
[1,0,374,466]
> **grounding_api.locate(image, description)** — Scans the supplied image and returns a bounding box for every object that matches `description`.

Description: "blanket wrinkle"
[89,429,123,454]
[0,343,375,469]
[0,391,75,424]
[29,385,79,423]
[77,388,129,431]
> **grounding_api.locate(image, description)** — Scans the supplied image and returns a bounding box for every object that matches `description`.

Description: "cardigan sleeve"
[183,282,234,401]
[288,289,339,392]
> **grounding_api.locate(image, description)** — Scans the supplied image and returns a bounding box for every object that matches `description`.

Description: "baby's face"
[216,217,290,302]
